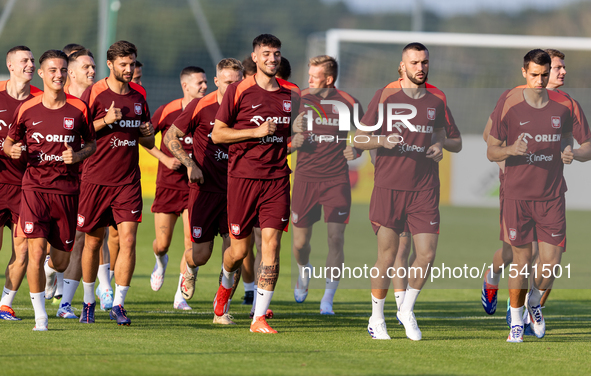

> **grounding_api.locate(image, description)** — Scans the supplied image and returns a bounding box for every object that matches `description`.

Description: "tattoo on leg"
[400,232,411,238]
[159,225,168,236]
[258,264,279,290]
[230,268,241,299]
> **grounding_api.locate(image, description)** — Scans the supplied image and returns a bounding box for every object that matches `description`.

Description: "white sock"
[394,290,406,311]
[221,266,235,289]
[186,262,199,275]
[55,273,64,296]
[113,284,129,307]
[243,281,255,293]
[399,287,420,314]
[510,305,524,326]
[1,287,17,307]
[155,254,168,273]
[250,284,258,315]
[44,263,57,283]
[109,270,114,281]
[227,299,232,311]
[97,264,111,290]
[528,287,545,307]
[174,273,184,302]
[30,291,47,320]
[322,279,339,303]
[61,279,79,306]
[487,271,501,286]
[83,282,95,304]
[371,293,386,323]
[297,263,312,287]
[253,288,273,319]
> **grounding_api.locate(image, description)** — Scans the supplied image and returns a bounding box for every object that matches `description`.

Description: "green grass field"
[0,203,589,375]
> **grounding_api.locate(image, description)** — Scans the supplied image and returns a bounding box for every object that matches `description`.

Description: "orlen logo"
[117,120,141,128]
[214,149,228,161]
[180,136,193,145]
[250,116,291,126]
[38,150,63,162]
[110,136,137,148]
[526,152,553,164]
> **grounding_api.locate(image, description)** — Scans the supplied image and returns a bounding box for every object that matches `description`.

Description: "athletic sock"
[154,253,168,273]
[61,279,80,306]
[113,284,129,307]
[394,290,406,311]
[30,291,47,321]
[371,293,386,323]
[243,281,255,293]
[0,287,17,307]
[322,279,339,303]
[97,263,111,291]
[83,282,95,304]
[250,284,258,315]
[510,306,524,326]
[186,262,199,275]
[221,266,235,289]
[297,263,312,287]
[399,287,420,314]
[109,270,114,281]
[253,288,273,320]
[528,287,545,307]
[174,273,184,302]
[487,271,501,286]
[44,263,57,284]
[55,273,64,296]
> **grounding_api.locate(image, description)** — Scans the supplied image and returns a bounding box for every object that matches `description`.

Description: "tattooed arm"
[62,140,97,164]
[163,124,203,184]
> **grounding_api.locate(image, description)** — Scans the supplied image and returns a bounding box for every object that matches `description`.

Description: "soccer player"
[487,49,575,342]
[132,60,143,85]
[242,55,256,79]
[290,55,363,314]
[147,66,208,311]
[212,34,300,333]
[163,58,244,324]
[0,46,42,321]
[354,43,449,340]
[3,49,96,330]
[77,40,154,326]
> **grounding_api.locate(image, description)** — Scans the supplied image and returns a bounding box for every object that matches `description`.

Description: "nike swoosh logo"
[32,121,42,126]
[65,240,73,244]
[0,109,6,112]
[520,121,530,125]
[252,104,262,109]
[551,233,562,237]
[430,221,438,225]
[131,210,140,214]
[394,110,405,115]
[372,299,378,304]
[105,108,110,112]
[338,212,348,215]
[257,291,264,296]
[281,218,289,222]
[210,121,215,125]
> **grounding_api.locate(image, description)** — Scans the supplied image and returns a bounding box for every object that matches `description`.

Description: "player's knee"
[327,231,345,248]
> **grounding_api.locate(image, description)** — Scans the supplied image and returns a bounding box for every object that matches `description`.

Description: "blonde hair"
[216,58,244,76]
[309,55,338,81]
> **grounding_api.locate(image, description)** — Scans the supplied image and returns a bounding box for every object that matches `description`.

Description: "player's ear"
[326,75,334,86]
[37,68,43,79]
[106,60,113,71]
[251,51,257,64]
[214,76,219,88]
[521,67,527,78]
[68,69,74,79]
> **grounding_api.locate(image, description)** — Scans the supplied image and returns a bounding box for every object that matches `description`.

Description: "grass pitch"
[0,203,589,375]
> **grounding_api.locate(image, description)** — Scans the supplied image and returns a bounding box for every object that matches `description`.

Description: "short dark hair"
[252,34,281,51]
[242,56,256,76]
[180,66,205,80]
[402,42,428,54]
[107,40,137,62]
[523,49,551,70]
[68,49,94,65]
[39,49,68,66]
[7,45,31,57]
[544,49,565,61]
[63,43,85,56]
[135,60,143,68]
[276,57,291,80]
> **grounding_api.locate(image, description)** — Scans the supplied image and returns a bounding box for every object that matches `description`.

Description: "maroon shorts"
[291,175,351,228]
[77,181,142,233]
[189,188,228,243]
[0,183,21,228]
[17,190,77,252]
[227,176,290,239]
[503,195,566,248]
[499,170,506,242]
[370,186,440,235]
[151,186,189,215]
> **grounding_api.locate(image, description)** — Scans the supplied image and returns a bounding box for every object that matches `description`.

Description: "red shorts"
[291,175,351,228]
[227,176,290,239]
[189,188,228,243]
[503,195,566,248]
[370,186,440,235]
[17,190,77,252]
[0,183,21,228]
[151,186,189,215]
[77,181,142,233]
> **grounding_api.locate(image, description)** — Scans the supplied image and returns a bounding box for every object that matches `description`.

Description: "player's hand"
[379,135,399,150]
[508,133,528,156]
[103,101,122,125]
[9,142,22,159]
[254,120,277,138]
[292,112,307,133]
[187,165,204,184]
[426,143,443,162]
[163,156,182,170]
[291,133,304,149]
[62,142,76,164]
[562,145,574,164]
[343,145,357,161]
[140,122,154,137]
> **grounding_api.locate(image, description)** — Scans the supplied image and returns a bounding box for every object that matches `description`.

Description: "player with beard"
[146,66,208,311]
[164,58,243,324]
[212,34,300,334]
[0,46,42,321]
[4,49,96,330]
[77,40,154,326]
[355,43,451,340]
